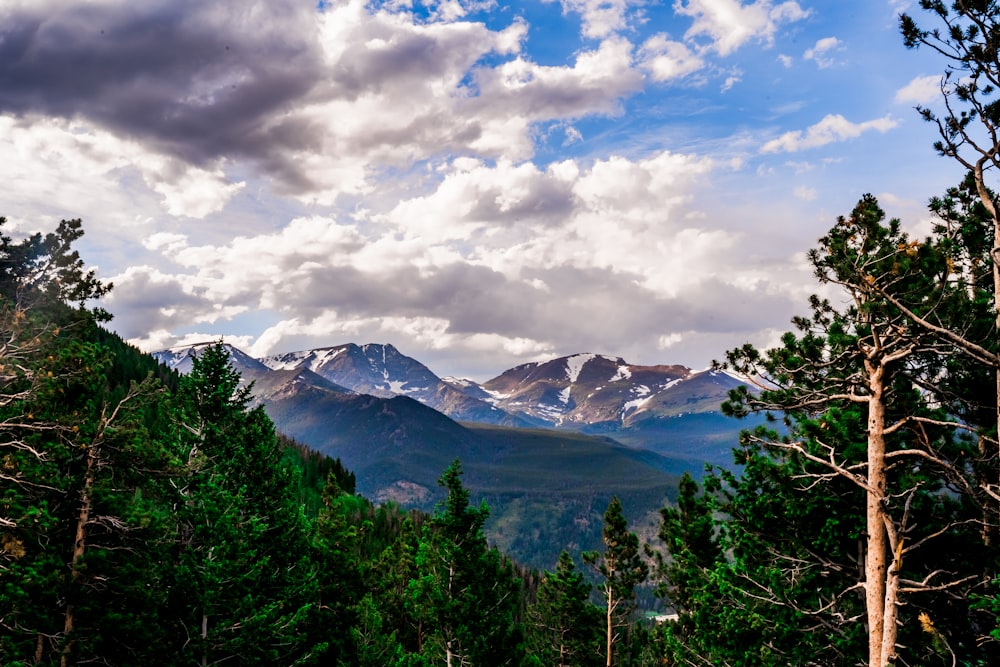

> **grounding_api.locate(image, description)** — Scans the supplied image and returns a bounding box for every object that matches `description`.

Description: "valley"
[155,341,756,568]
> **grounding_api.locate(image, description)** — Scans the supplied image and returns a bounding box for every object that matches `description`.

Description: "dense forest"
[5,4,1000,667]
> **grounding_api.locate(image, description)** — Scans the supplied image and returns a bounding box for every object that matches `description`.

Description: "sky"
[0,0,970,381]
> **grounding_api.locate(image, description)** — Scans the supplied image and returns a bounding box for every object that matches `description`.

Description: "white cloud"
[777,53,792,67]
[761,114,898,153]
[638,35,705,82]
[721,71,741,91]
[131,329,255,353]
[110,146,809,377]
[145,164,246,219]
[895,74,941,104]
[803,36,841,68]
[675,0,810,56]
[0,114,246,224]
[658,332,685,348]
[555,0,638,38]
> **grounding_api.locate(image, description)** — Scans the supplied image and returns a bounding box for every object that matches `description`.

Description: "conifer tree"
[583,497,647,667]
[527,550,603,667]
[655,473,721,616]
[408,460,525,667]
[717,194,996,666]
[166,343,322,666]
[900,0,1000,532]
[0,216,177,666]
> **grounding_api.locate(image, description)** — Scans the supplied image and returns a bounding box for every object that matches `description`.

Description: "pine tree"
[165,343,322,666]
[407,460,525,667]
[527,550,603,667]
[717,194,996,666]
[583,497,647,667]
[0,217,179,666]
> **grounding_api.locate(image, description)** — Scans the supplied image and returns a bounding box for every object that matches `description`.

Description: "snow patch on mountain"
[263,347,345,372]
[565,354,596,383]
[610,365,631,382]
[558,386,571,405]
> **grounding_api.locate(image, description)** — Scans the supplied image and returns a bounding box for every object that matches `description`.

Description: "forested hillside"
[8,5,1000,667]
[0,216,651,665]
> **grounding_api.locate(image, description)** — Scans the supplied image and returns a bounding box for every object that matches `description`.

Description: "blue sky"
[0,0,967,380]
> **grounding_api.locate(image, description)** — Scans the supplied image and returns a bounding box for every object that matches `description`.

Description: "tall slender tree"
[583,497,648,667]
[720,194,995,666]
[900,0,1000,518]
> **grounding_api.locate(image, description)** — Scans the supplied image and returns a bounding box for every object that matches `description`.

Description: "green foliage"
[282,433,357,516]
[685,191,1000,666]
[406,460,526,666]
[583,496,648,667]
[164,342,323,666]
[527,551,603,667]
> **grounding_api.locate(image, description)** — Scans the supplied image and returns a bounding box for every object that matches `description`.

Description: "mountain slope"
[261,343,528,426]
[478,353,742,428]
[154,342,690,568]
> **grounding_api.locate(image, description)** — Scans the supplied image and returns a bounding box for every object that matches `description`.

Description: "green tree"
[654,472,721,616]
[0,217,179,666]
[718,194,994,666]
[527,550,602,667]
[314,473,364,666]
[583,497,647,667]
[900,0,1000,531]
[407,460,525,667]
[166,343,322,666]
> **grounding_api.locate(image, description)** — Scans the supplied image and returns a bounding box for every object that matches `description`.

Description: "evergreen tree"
[900,0,1000,553]
[407,460,525,667]
[166,343,322,666]
[583,497,647,667]
[715,194,996,666]
[654,472,721,616]
[0,217,177,666]
[527,550,603,667]
[314,473,364,666]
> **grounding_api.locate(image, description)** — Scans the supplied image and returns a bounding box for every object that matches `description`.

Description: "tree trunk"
[864,359,896,667]
[605,583,613,667]
[60,440,97,667]
[201,612,208,667]
[971,163,1000,521]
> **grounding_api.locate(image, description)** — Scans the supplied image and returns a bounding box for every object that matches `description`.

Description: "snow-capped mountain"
[263,343,527,426]
[151,340,753,568]
[154,343,744,432]
[153,340,269,375]
[475,353,742,429]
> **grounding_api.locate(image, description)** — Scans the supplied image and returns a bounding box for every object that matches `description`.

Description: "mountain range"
[154,341,756,568]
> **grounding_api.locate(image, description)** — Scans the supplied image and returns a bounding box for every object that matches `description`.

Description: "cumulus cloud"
[675,0,810,56]
[637,35,705,82]
[895,74,941,104]
[0,113,245,223]
[554,0,639,39]
[803,36,842,68]
[110,147,803,376]
[760,114,898,153]
[4,0,866,379]
[0,0,323,183]
[0,0,648,207]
